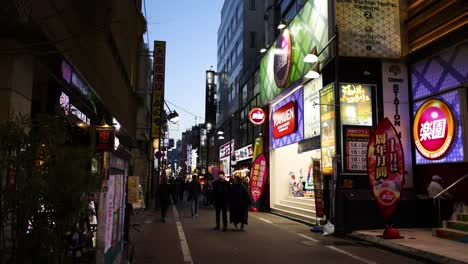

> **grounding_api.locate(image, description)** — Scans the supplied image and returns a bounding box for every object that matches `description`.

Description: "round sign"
[155,151,163,159]
[274,29,292,88]
[249,108,266,125]
[413,99,455,160]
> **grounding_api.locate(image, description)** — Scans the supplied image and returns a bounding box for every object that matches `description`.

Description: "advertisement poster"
[270,88,304,149]
[235,144,253,162]
[104,176,115,252]
[312,160,325,218]
[250,154,268,202]
[367,118,404,221]
[382,61,413,187]
[335,0,401,58]
[320,84,335,174]
[340,83,373,126]
[304,76,322,138]
[344,126,371,172]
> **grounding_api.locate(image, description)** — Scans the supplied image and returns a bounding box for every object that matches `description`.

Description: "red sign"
[250,154,267,203]
[274,29,292,88]
[367,118,405,221]
[413,99,455,160]
[94,125,115,152]
[249,108,266,125]
[312,160,325,218]
[272,101,297,139]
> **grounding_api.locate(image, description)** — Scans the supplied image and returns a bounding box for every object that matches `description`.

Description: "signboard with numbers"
[344,126,371,172]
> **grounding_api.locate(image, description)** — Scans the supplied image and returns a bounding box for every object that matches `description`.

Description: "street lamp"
[164,101,179,123]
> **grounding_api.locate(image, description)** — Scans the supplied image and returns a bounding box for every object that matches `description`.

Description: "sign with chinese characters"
[187,144,192,173]
[274,29,292,88]
[94,125,115,152]
[312,160,325,218]
[344,126,370,172]
[219,140,235,159]
[235,145,253,162]
[382,61,412,187]
[335,0,401,58]
[413,99,455,160]
[250,154,267,202]
[59,92,90,125]
[249,108,266,125]
[303,76,322,138]
[104,175,115,252]
[61,60,90,98]
[151,41,166,139]
[367,118,404,221]
[272,101,297,139]
[320,84,335,174]
[340,83,373,126]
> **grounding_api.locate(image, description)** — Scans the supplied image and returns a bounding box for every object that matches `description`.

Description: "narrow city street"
[130,200,424,264]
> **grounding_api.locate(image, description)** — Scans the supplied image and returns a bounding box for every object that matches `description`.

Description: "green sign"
[260,0,329,105]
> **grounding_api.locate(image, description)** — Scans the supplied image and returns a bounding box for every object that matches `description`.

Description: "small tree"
[0,113,100,263]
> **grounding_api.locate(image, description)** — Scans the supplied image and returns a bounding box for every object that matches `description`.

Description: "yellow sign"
[127,176,139,204]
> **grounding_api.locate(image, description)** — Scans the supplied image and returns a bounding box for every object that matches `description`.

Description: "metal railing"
[433,173,468,227]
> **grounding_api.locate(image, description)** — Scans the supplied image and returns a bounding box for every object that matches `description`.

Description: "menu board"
[344,126,371,172]
[320,84,336,174]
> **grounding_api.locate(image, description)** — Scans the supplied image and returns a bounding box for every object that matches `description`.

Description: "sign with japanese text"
[344,126,371,172]
[367,118,404,221]
[151,41,166,139]
[320,84,336,174]
[274,29,292,88]
[312,160,325,218]
[235,144,253,162]
[250,154,268,202]
[151,90,163,138]
[272,101,297,139]
[413,99,455,160]
[104,176,115,252]
[303,76,322,138]
[340,83,373,126]
[94,125,115,152]
[249,108,266,125]
[219,140,235,159]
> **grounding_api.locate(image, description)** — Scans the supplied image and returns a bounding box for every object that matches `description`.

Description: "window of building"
[249,0,256,10]
[249,31,256,48]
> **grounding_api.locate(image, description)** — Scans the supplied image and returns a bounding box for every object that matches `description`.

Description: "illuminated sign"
[249,108,266,125]
[272,101,297,139]
[367,118,404,221]
[340,83,373,126]
[219,140,235,159]
[59,92,90,125]
[235,144,253,162]
[94,125,115,152]
[250,154,268,203]
[274,29,292,88]
[413,99,455,160]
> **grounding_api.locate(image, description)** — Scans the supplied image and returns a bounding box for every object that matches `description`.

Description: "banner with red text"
[250,154,268,203]
[367,118,405,221]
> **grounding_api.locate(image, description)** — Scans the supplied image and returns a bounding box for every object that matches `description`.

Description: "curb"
[348,232,468,264]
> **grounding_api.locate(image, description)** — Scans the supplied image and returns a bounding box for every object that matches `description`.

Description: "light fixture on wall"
[303,46,318,63]
[260,44,271,53]
[164,101,180,123]
[277,19,289,30]
[304,61,320,79]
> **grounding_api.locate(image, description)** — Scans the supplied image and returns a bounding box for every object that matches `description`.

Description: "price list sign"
[344,126,371,172]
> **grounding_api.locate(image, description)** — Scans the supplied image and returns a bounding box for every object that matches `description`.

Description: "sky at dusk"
[145,1,224,141]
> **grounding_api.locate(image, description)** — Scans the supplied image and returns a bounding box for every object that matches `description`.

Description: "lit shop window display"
[340,83,373,126]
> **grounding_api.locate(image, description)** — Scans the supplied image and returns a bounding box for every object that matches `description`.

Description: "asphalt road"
[130,199,425,264]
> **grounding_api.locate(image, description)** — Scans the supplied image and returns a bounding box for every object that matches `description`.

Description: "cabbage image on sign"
[367,118,405,221]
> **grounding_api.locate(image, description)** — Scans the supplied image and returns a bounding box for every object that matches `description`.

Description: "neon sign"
[413,99,455,160]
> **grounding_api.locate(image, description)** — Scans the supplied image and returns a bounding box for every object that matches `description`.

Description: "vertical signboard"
[152,41,166,139]
[303,76,322,139]
[367,118,404,221]
[335,0,401,58]
[250,154,268,202]
[104,176,115,252]
[320,84,335,174]
[187,144,192,173]
[344,126,370,172]
[382,61,413,187]
[312,160,325,218]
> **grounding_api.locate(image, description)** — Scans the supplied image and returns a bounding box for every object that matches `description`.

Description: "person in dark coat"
[188,175,202,217]
[178,176,185,202]
[212,171,230,231]
[158,176,170,223]
[169,177,178,204]
[229,176,251,231]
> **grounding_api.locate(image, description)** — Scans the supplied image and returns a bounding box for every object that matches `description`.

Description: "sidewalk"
[349,228,468,264]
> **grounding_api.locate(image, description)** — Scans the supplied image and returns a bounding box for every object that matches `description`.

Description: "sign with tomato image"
[367,118,405,221]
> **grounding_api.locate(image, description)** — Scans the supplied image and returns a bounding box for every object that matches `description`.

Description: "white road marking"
[259,217,273,224]
[172,205,194,264]
[297,233,319,242]
[326,245,377,264]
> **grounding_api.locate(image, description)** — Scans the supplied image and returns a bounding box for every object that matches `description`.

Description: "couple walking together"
[213,171,251,232]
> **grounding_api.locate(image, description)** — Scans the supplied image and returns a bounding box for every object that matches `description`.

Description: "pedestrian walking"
[169,177,178,204]
[158,176,171,223]
[178,176,185,202]
[188,174,202,217]
[229,176,251,231]
[212,171,230,231]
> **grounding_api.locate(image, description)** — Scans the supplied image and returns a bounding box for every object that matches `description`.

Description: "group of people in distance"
[158,170,251,232]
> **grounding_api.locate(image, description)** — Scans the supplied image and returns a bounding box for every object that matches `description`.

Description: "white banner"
[382,61,413,188]
[303,76,322,138]
[336,0,401,58]
[104,176,115,252]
